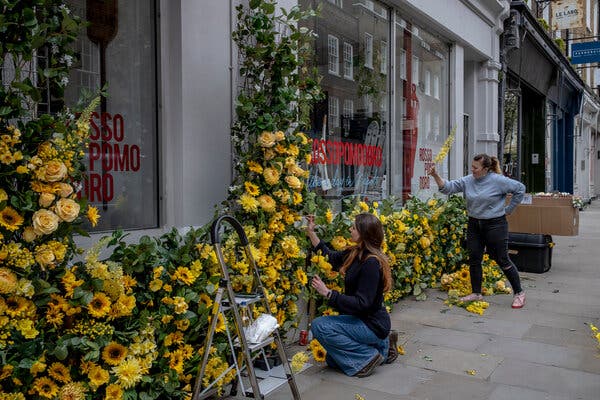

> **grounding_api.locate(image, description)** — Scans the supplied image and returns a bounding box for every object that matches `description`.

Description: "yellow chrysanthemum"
[238,193,260,213]
[291,351,309,373]
[58,382,86,400]
[87,205,100,227]
[263,167,280,185]
[258,194,277,213]
[112,357,143,389]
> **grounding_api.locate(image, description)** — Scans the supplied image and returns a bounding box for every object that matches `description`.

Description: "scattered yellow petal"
[397,345,405,355]
[466,369,476,375]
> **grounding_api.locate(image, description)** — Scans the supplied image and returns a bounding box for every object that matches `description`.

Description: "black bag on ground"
[507,233,553,273]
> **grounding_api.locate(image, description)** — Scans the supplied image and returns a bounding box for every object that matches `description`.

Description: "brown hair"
[473,153,501,174]
[340,213,392,292]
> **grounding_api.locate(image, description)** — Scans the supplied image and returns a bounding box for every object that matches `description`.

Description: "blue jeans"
[467,215,522,294]
[310,315,388,376]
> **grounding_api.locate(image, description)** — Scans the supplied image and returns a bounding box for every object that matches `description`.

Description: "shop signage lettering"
[418,147,434,189]
[571,41,600,64]
[307,175,378,190]
[552,0,584,31]
[82,112,141,202]
[311,139,383,167]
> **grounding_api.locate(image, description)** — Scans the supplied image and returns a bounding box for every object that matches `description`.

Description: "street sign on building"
[552,0,585,30]
[571,41,600,64]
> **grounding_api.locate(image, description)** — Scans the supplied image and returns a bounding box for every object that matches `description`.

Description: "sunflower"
[87,205,100,227]
[199,293,213,309]
[48,362,71,383]
[459,269,470,281]
[102,342,128,366]
[295,269,308,286]
[4,295,29,317]
[0,206,24,231]
[31,376,59,398]
[311,344,326,363]
[89,290,114,314]
[244,181,260,196]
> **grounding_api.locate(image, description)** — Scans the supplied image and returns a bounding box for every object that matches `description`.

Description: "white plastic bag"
[245,313,279,343]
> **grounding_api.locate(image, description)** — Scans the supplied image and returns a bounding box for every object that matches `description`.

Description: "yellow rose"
[54,182,74,197]
[32,209,60,235]
[39,192,55,208]
[274,130,285,141]
[258,131,276,148]
[55,198,80,222]
[0,189,7,202]
[43,160,68,182]
[22,226,37,242]
[285,175,303,191]
[35,247,56,267]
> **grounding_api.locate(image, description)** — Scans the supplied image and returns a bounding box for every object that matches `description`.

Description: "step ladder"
[192,215,302,400]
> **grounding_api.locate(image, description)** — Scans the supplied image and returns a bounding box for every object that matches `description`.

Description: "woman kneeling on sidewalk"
[306,213,398,378]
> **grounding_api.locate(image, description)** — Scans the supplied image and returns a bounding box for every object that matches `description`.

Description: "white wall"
[174,0,232,227]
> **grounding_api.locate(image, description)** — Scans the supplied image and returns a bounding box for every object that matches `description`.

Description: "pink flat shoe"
[512,292,526,309]
[459,293,483,302]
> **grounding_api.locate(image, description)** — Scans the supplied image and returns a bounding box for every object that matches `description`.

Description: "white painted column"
[449,44,464,180]
[475,59,501,156]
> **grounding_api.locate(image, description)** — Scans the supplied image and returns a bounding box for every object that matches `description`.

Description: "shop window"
[343,42,354,79]
[62,0,159,231]
[393,14,449,202]
[328,35,340,75]
[300,0,389,205]
[364,33,373,68]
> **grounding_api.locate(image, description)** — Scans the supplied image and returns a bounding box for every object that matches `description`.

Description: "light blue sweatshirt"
[439,172,525,219]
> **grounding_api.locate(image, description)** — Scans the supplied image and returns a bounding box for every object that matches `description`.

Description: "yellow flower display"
[433,126,457,164]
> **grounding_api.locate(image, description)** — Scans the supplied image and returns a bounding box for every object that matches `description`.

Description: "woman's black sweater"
[314,240,390,339]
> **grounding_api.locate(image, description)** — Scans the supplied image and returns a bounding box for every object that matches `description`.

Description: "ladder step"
[222,294,263,310]
[245,376,288,397]
[245,336,274,351]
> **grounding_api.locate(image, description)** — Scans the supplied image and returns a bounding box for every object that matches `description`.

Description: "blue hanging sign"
[571,41,600,64]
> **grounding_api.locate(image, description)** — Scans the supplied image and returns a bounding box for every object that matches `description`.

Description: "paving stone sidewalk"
[271,200,600,400]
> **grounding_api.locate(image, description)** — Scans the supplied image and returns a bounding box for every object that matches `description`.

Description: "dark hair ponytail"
[473,153,501,174]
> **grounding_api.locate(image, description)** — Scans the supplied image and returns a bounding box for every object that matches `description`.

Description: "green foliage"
[555,37,566,53]
[231,0,323,166]
[0,0,82,119]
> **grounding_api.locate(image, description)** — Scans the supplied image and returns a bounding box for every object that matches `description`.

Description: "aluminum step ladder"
[192,215,302,400]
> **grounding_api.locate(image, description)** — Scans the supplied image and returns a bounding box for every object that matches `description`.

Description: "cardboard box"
[506,204,579,236]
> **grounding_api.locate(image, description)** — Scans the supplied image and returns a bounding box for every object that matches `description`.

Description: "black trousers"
[466,215,522,294]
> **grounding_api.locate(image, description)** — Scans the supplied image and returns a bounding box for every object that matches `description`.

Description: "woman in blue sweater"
[306,213,395,377]
[429,153,527,309]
